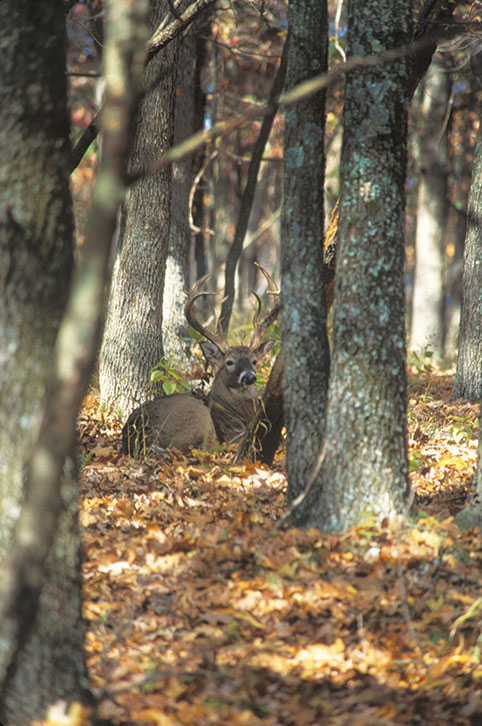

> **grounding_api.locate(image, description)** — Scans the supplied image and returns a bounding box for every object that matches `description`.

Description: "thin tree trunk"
[236,353,284,465]
[410,56,450,362]
[281,0,330,502]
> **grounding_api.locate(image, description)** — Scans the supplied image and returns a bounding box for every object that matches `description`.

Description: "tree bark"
[0,0,82,720]
[452,101,482,402]
[162,28,200,360]
[236,200,338,465]
[293,0,412,531]
[99,0,179,416]
[281,0,330,502]
[0,463,90,724]
[0,0,152,721]
[0,0,74,554]
[410,56,450,362]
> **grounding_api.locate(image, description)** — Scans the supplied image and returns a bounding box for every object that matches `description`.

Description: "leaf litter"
[75,368,482,726]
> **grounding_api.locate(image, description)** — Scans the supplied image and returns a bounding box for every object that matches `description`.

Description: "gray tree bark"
[281,0,330,502]
[162,30,198,360]
[0,0,74,553]
[99,0,179,416]
[410,56,450,362]
[0,0,84,721]
[452,101,482,402]
[0,0,152,721]
[293,0,412,531]
[0,466,89,724]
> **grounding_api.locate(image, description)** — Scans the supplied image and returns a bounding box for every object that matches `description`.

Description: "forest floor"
[76,363,482,726]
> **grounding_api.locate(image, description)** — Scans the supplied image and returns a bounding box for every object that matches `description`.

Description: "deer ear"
[200,340,224,365]
[255,339,275,360]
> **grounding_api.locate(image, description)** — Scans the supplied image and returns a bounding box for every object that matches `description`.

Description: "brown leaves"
[408,366,478,517]
[74,370,482,725]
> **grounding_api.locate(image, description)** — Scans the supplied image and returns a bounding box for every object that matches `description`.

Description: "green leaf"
[162,380,177,395]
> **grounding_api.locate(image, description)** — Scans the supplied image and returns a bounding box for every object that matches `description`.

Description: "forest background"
[1,0,482,724]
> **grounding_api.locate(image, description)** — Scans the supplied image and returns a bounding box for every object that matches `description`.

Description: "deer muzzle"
[239,370,257,399]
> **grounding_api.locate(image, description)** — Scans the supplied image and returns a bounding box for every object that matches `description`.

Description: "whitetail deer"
[122,273,279,457]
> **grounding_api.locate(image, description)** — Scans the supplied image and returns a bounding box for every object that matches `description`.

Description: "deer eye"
[252,358,258,367]
[226,359,235,368]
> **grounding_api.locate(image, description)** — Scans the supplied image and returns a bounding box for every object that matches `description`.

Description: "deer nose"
[240,371,256,387]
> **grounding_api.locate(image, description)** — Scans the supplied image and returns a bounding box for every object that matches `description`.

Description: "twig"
[67,71,101,78]
[437,83,455,146]
[334,0,346,62]
[242,207,281,252]
[189,151,218,235]
[137,33,439,182]
[71,110,101,173]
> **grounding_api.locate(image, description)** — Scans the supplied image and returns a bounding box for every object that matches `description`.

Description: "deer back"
[122,393,216,457]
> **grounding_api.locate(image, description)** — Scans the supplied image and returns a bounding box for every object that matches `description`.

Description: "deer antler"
[249,264,280,349]
[255,262,280,298]
[185,275,230,353]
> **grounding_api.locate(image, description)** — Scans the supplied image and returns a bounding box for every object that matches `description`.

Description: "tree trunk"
[99,0,179,416]
[293,0,412,531]
[0,0,88,720]
[1,464,90,724]
[236,200,338,465]
[236,1,452,472]
[410,56,450,362]
[235,352,284,465]
[163,27,201,360]
[452,102,482,402]
[0,1,152,721]
[0,0,74,553]
[281,0,330,502]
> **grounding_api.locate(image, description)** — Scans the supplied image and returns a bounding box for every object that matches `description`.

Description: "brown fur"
[122,340,273,457]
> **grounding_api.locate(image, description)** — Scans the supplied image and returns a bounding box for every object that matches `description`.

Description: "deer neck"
[209,379,257,444]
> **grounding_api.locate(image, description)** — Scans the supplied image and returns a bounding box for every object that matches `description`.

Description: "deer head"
[185,275,278,443]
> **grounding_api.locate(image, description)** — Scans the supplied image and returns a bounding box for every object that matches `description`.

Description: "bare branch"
[70,110,101,173]
[219,36,288,332]
[146,0,218,59]
[189,150,218,235]
[136,31,447,182]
